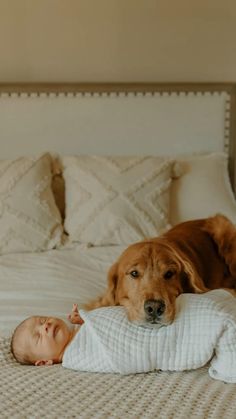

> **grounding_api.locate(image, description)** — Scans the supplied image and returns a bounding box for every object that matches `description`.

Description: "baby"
[11,304,83,366]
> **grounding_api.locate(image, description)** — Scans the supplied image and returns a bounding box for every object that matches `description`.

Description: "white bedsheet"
[0,244,125,337]
[62,290,236,383]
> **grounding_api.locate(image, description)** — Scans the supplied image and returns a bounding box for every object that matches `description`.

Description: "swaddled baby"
[11,304,84,366]
[11,290,236,383]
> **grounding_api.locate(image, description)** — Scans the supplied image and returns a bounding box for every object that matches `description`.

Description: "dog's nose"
[144,299,166,320]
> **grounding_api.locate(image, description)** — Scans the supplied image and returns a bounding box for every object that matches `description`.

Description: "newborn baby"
[11,304,83,366]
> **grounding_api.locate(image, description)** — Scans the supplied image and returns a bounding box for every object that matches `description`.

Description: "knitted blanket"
[62,290,236,383]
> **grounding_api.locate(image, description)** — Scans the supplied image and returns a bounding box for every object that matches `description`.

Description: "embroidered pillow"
[0,153,63,254]
[63,155,178,245]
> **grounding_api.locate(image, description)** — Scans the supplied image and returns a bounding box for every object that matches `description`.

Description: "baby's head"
[11,316,75,366]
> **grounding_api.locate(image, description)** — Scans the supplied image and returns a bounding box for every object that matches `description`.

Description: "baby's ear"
[35,359,53,366]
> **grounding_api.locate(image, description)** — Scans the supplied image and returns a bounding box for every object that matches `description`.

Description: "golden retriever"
[86,214,236,327]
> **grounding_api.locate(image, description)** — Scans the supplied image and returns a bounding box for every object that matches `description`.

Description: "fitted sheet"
[0,244,125,337]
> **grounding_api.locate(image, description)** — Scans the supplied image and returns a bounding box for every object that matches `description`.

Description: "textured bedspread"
[1,336,236,419]
[63,290,236,382]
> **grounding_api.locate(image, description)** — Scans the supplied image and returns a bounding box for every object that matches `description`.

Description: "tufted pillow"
[62,155,178,245]
[0,153,63,255]
[51,155,65,219]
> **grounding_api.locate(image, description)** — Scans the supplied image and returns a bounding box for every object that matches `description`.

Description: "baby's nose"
[44,319,51,332]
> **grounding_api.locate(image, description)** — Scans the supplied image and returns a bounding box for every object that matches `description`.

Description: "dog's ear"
[106,262,119,304]
[84,262,119,310]
[168,244,209,293]
[181,258,209,293]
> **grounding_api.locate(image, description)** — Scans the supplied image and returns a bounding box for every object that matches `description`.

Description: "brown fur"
[86,214,236,326]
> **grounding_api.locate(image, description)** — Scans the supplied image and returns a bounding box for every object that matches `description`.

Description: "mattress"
[1,246,236,418]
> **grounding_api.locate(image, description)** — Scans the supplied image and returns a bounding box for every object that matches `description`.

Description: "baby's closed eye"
[33,332,40,343]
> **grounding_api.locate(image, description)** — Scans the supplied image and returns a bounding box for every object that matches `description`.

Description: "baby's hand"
[67,303,84,325]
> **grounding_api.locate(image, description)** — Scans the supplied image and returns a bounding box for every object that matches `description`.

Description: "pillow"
[170,153,236,225]
[62,290,236,383]
[63,155,178,245]
[51,155,65,219]
[0,153,63,254]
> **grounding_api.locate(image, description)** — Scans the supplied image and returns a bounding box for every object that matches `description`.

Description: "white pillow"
[62,290,236,383]
[0,153,63,254]
[63,155,178,245]
[170,153,236,225]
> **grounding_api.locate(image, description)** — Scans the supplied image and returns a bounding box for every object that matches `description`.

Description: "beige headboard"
[0,82,235,190]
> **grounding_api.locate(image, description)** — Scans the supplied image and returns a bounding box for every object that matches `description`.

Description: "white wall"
[0,0,235,82]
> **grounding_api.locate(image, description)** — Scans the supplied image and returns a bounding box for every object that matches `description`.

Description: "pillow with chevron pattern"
[0,153,63,255]
[62,155,178,245]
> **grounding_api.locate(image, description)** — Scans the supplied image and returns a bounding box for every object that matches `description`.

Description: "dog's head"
[105,239,207,327]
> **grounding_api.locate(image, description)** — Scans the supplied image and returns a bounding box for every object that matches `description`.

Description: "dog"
[86,214,236,327]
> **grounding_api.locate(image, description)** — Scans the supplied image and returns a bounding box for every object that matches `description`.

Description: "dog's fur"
[86,214,236,327]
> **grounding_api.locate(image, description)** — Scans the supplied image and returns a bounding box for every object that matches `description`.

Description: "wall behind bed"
[0,0,235,83]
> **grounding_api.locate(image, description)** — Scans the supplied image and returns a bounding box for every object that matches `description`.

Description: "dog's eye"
[130,270,139,278]
[164,270,174,280]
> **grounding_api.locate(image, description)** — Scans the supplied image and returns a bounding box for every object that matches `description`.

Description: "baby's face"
[19,316,72,365]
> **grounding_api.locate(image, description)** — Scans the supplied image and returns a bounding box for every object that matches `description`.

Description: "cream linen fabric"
[0,244,125,337]
[63,155,177,245]
[63,290,236,383]
[0,153,62,255]
[170,153,236,225]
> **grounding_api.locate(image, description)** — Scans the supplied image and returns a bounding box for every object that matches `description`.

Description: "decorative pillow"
[0,153,63,254]
[63,155,178,245]
[51,155,65,219]
[170,153,236,225]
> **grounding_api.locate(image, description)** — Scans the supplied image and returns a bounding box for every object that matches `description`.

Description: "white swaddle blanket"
[62,290,236,383]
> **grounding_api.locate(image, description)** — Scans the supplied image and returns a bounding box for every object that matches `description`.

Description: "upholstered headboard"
[0,83,235,190]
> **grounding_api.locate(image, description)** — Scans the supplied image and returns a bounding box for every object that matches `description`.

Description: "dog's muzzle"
[144,299,166,323]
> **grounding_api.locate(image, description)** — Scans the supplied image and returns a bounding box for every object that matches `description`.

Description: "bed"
[1,82,236,418]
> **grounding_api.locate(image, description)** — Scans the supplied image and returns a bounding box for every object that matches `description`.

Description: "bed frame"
[1,83,236,419]
[0,82,235,191]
